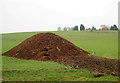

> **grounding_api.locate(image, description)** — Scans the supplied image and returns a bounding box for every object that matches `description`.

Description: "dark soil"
[94,74,104,78]
[58,56,119,76]
[2,33,120,76]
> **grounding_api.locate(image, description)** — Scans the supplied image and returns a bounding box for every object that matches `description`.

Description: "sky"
[0,0,119,33]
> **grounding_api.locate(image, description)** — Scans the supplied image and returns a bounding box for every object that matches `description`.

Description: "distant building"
[100,25,109,30]
[107,25,110,30]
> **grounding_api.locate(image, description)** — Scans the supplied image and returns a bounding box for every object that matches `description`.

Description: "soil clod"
[94,74,104,78]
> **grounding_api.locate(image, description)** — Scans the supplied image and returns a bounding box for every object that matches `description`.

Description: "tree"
[92,26,96,30]
[73,25,78,30]
[57,27,61,31]
[86,28,91,30]
[63,27,68,31]
[110,24,118,30]
[88,28,91,30]
[80,24,85,30]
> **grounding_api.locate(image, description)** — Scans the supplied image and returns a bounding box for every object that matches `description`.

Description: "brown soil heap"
[2,33,119,76]
[2,33,89,61]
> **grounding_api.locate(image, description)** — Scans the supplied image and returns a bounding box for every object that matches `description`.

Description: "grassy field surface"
[1,30,119,81]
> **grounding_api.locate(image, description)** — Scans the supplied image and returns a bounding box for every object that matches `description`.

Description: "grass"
[2,56,71,71]
[3,68,119,81]
[1,56,119,81]
[1,30,119,81]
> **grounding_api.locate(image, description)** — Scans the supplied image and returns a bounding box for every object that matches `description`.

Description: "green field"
[1,30,119,81]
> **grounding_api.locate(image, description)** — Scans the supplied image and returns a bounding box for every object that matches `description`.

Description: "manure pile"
[2,33,119,76]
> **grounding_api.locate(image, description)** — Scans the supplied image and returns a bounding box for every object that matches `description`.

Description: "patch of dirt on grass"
[58,56,119,76]
[2,33,120,76]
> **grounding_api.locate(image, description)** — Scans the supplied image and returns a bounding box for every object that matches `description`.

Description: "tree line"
[57,24,119,31]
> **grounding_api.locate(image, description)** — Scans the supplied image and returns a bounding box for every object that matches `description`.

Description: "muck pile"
[2,33,119,76]
[2,33,89,61]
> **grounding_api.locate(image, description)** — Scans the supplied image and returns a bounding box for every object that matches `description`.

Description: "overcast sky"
[0,0,119,33]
